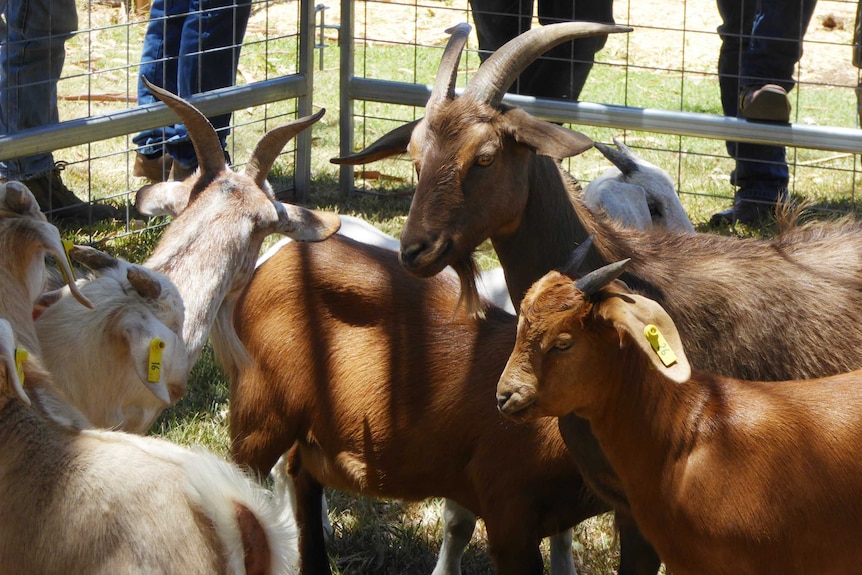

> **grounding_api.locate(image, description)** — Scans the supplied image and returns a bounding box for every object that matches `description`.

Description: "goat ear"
[330,119,420,165]
[274,203,341,241]
[121,317,185,406]
[135,181,191,218]
[598,293,691,384]
[504,108,593,159]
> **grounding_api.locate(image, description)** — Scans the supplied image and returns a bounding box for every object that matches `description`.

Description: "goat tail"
[179,448,300,575]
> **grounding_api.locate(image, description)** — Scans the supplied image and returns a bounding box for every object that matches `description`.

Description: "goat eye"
[475,153,494,167]
[552,335,573,352]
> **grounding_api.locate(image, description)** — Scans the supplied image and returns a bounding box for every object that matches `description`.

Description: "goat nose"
[496,392,511,412]
[399,242,425,269]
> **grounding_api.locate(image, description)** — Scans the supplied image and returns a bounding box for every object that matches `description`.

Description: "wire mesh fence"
[3,0,862,238]
[338,0,862,224]
[1,0,314,243]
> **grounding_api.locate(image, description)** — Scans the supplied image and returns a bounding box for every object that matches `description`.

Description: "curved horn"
[244,108,326,187]
[68,245,119,272]
[464,22,631,106]
[561,234,595,276]
[426,23,472,112]
[141,76,227,178]
[594,140,638,176]
[574,258,630,298]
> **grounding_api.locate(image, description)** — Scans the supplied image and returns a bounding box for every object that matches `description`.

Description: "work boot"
[739,84,791,122]
[709,187,787,227]
[16,168,122,223]
[133,152,173,182]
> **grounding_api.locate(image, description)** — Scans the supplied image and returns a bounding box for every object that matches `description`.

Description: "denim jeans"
[716,0,817,199]
[133,0,251,168]
[468,0,614,100]
[0,0,77,180]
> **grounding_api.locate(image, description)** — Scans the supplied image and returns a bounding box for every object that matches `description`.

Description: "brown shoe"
[133,152,173,182]
[739,84,791,122]
[21,169,122,223]
[168,160,198,181]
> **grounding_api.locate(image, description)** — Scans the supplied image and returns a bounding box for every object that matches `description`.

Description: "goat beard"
[452,256,485,320]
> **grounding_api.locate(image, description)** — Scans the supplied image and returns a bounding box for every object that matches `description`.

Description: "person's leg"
[0,0,77,180]
[469,0,531,60]
[712,0,816,225]
[519,0,614,100]
[133,0,188,163]
[166,0,252,171]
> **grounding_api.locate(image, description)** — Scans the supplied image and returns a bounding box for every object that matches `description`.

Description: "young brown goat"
[225,234,608,575]
[334,22,862,575]
[497,262,862,575]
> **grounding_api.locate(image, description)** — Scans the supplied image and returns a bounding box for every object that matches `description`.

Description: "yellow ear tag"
[61,239,76,282]
[644,324,677,367]
[14,348,27,388]
[148,338,165,384]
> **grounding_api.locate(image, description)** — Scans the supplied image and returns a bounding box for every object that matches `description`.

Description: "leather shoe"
[12,169,122,224]
[709,197,778,227]
[739,84,791,122]
[133,152,173,182]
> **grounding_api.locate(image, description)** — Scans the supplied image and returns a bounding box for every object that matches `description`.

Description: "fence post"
[295,0,316,202]
[338,0,355,195]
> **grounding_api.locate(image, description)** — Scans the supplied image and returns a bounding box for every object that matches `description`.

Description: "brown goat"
[333,22,862,575]
[225,234,608,575]
[497,262,862,575]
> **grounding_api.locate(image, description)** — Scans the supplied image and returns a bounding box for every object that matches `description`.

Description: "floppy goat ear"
[596,292,691,384]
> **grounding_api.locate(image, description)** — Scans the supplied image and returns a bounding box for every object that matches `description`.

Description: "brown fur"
[499,275,862,575]
[226,235,607,575]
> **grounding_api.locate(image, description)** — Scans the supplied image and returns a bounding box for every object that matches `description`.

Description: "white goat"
[0,181,299,575]
[36,245,189,432]
[32,80,339,434]
[583,138,695,233]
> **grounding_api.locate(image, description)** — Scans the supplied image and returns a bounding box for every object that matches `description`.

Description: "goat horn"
[463,22,631,107]
[68,245,119,271]
[594,140,638,176]
[2,181,34,215]
[244,109,326,187]
[426,23,472,112]
[141,76,226,179]
[561,234,595,276]
[574,258,630,298]
[127,267,162,300]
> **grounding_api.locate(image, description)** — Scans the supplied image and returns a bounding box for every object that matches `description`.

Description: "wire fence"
[338,0,862,220]
[1,0,315,242]
[3,0,862,239]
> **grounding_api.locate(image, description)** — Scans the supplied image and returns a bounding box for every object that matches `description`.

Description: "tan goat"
[32,80,340,433]
[0,179,299,575]
[497,261,862,575]
[225,234,608,575]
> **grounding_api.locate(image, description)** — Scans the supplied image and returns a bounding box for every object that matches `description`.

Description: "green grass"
[51,2,862,572]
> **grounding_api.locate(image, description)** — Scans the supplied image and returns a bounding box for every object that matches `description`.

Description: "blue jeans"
[468,0,614,100]
[0,0,77,180]
[133,0,251,168]
[716,0,817,199]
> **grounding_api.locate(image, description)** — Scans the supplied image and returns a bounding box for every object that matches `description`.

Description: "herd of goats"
[4,19,862,575]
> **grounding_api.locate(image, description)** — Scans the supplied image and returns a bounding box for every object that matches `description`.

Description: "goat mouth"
[498,395,538,421]
[400,239,454,278]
